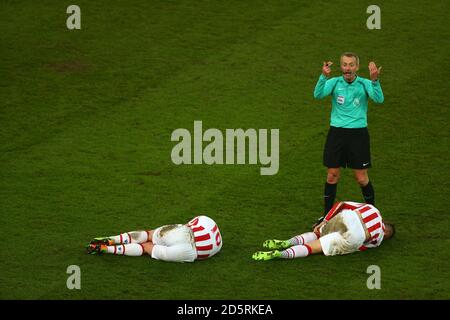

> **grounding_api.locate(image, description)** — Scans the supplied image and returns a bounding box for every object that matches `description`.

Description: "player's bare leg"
[353,169,375,205]
[141,241,154,255]
[303,239,322,254]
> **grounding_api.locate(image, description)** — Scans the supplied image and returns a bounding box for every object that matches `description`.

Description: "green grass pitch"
[1,0,449,299]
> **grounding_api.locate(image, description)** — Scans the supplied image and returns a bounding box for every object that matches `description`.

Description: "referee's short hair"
[340,52,359,65]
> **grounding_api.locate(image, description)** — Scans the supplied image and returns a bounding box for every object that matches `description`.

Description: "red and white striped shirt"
[324,201,385,251]
[187,216,223,260]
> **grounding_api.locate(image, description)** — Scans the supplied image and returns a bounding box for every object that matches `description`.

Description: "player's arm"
[313,62,337,99]
[313,201,346,235]
[359,240,381,251]
[313,220,327,236]
[323,201,345,221]
[366,62,384,103]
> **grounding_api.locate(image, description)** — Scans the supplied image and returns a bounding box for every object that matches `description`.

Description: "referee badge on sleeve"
[337,95,345,105]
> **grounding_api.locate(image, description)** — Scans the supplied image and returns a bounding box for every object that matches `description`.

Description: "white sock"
[280,245,312,259]
[288,232,318,246]
[106,244,145,256]
[110,231,150,244]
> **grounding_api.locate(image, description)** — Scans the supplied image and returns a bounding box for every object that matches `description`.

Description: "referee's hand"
[322,61,333,77]
[369,61,382,80]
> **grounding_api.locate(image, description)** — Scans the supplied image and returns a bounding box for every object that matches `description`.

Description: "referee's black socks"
[361,181,375,206]
[324,182,337,214]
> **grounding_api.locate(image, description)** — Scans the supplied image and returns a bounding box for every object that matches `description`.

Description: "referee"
[313,52,384,223]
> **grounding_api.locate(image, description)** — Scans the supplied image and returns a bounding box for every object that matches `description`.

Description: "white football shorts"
[319,209,367,256]
[151,224,197,262]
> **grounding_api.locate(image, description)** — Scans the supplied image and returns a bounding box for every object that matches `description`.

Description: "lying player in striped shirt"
[252,201,395,261]
[87,215,222,262]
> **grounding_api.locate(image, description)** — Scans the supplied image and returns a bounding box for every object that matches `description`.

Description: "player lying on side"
[86,215,222,262]
[252,201,395,261]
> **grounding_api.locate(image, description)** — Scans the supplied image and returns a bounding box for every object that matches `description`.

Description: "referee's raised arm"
[367,61,384,103]
[323,61,333,77]
[313,61,337,99]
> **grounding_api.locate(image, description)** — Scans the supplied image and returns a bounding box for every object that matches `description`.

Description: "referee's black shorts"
[323,126,371,169]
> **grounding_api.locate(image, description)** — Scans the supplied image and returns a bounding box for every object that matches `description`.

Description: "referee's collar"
[341,75,359,84]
